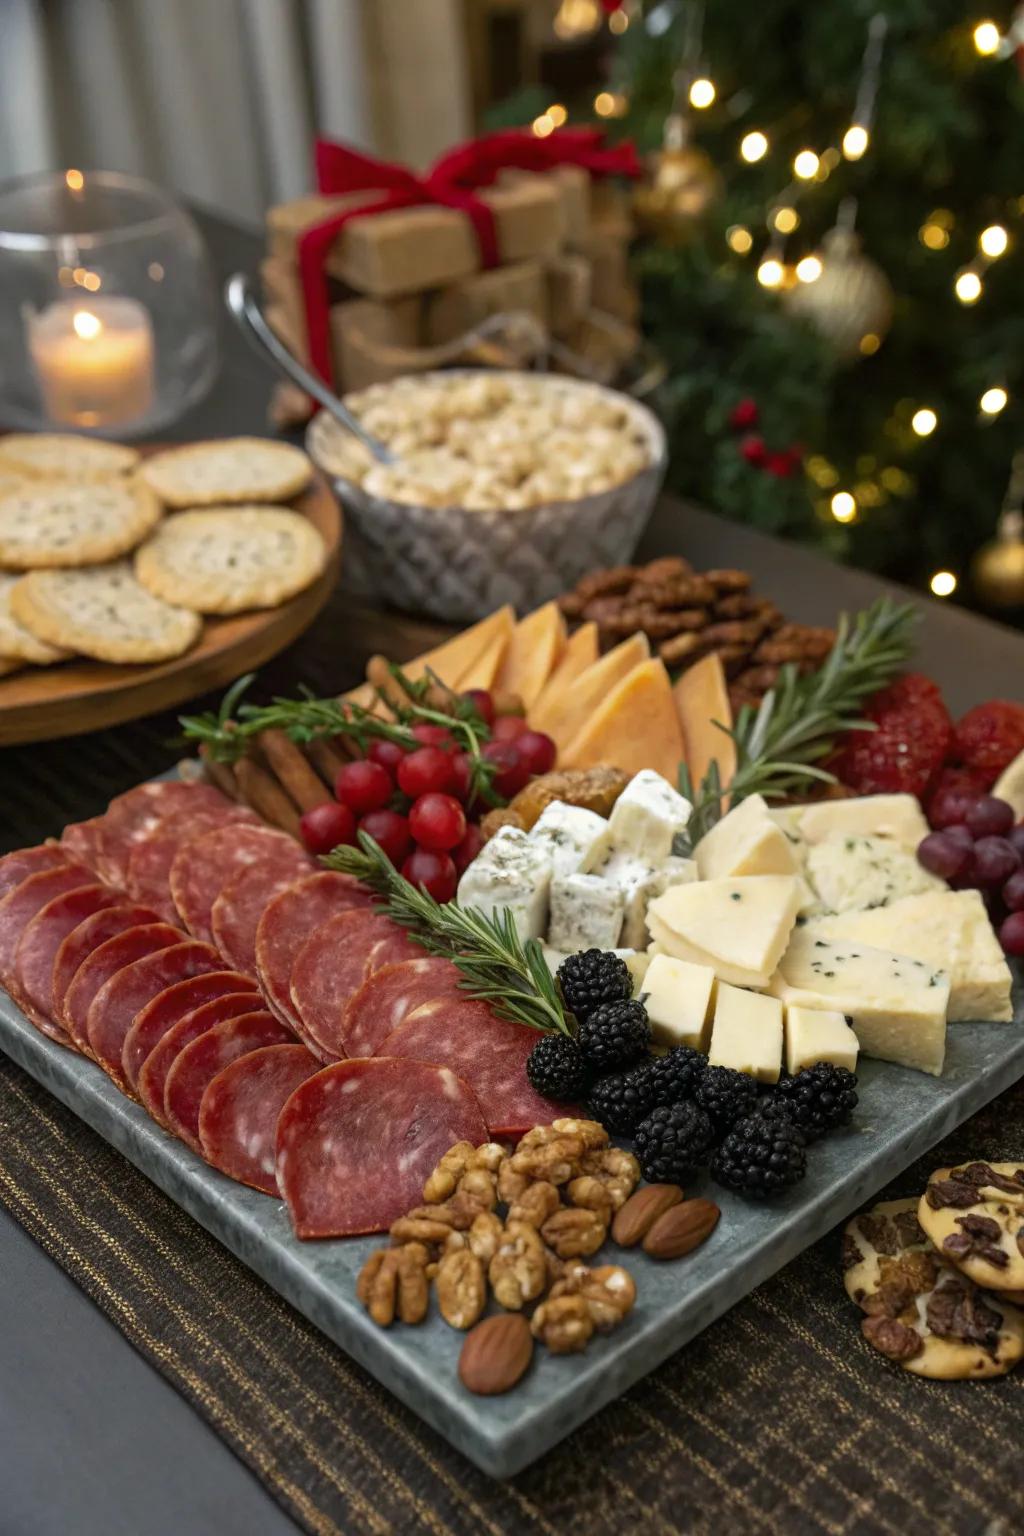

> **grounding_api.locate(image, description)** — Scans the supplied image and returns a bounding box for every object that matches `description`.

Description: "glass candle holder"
[0,169,220,436]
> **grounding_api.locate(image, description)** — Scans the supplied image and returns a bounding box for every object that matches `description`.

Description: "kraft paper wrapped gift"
[501,165,591,247]
[424,259,547,346]
[545,253,592,339]
[583,231,638,323]
[329,295,423,390]
[589,179,636,242]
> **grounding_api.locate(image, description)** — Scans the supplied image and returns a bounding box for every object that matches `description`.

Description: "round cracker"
[139,438,312,507]
[134,507,326,614]
[10,562,202,664]
[0,434,140,479]
[918,1161,1024,1292]
[0,573,73,663]
[0,478,162,569]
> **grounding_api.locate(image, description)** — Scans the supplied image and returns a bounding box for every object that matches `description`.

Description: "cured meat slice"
[254,871,375,1032]
[0,862,96,992]
[121,968,261,1091]
[363,928,429,973]
[169,824,311,945]
[379,997,577,1137]
[63,923,181,1051]
[209,850,314,978]
[125,804,260,924]
[276,1058,487,1238]
[289,910,413,1061]
[52,903,161,1025]
[341,957,463,1058]
[97,779,233,884]
[0,844,69,902]
[60,817,106,875]
[14,885,126,1036]
[87,939,222,1090]
[138,992,263,1127]
[164,1010,293,1150]
[199,1043,320,1194]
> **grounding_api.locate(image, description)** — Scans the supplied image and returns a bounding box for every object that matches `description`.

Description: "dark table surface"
[2,210,1023,1536]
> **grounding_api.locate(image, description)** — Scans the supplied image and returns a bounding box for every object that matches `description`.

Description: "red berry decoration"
[953,701,1024,788]
[728,397,759,430]
[971,836,1021,888]
[397,745,455,798]
[492,714,530,742]
[482,740,531,798]
[739,433,766,467]
[409,792,467,851]
[335,758,393,814]
[763,450,797,479]
[965,796,1015,839]
[999,910,1024,957]
[358,808,412,866]
[461,688,496,727]
[513,729,557,777]
[452,823,484,875]
[411,722,456,750]
[299,801,357,855]
[402,848,458,903]
[833,672,952,798]
[367,738,407,774]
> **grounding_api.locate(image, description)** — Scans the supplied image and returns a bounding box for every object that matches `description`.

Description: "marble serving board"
[1,981,1022,1477]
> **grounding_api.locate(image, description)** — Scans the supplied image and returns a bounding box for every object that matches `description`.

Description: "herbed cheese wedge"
[528,800,611,880]
[708,983,783,1082]
[806,889,1013,1023]
[784,1005,859,1075]
[695,792,799,881]
[456,826,552,941]
[647,875,802,989]
[797,793,930,850]
[643,953,717,1050]
[804,833,944,915]
[606,768,692,864]
[548,873,625,953]
[769,929,950,1077]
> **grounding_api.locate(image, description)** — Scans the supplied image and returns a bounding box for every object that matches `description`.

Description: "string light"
[608,5,629,33]
[689,77,716,109]
[793,150,820,179]
[911,408,938,437]
[740,131,768,162]
[547,103,567,128]
[979,224,1008,257]
[980,387,1008,415]
[955,269,983,304]
[919,222,950,250]
[859,333,881,356]
[831,491,857,523]
[531,113,555,138]
[65,168,84,192]
[772,206,799,233]
[820,147,842,172]
[73,311,102,341]
[757,258,784,288]
[842,125,869,160]
[593,91,626,118]
[795,255,823,283]
[727,225,753,254]
[930,570,957,597]
[81,271,101,292]
[973,20,1001,54]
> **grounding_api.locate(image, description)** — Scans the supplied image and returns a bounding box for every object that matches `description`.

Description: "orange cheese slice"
[561,658,686,783]
[405,605,515,689]
[673,653,736,795]
[455,627,510,691]
[495,601,567,710]
[530,621,598,724]
[533,631,650,749]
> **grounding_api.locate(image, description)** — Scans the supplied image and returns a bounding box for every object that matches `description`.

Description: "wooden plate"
[0,465,342,746]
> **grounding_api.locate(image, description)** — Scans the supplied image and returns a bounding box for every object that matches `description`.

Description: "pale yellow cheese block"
[534,631,650,750]
[455,627,510,692]
[561,657,686,782]
[495,601,566,710]
[406,605,515,688]
[531,621,598,722]
[673,653,736,794]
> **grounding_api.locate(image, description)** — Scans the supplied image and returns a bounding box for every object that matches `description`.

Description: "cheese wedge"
[405,605,515,689]
[495,601,566,710]
[455,627,509,692]
[533,632,650,748]
[695,792,799,881]
[531,621,599,723]
[647,874,801,988]
[673,653,736,795]
[561,658,686,783]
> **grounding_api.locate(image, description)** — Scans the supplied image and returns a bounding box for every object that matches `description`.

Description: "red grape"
[335,759,392,814]
[971,836,1021,887]
[402,848,458,903]
[462,688,495,727]
[358,808,411,866]
[1009,824,1024,859]
[367,738,407,774]
[409,792,466,851]
[917,832,973,882]
[482,740,530,798]
[928,786,981,830]
[999,910,1024,957]
[512,729,556,777]
[299,800,357,855]
[492,715,529,743]
[965,795,1015,838]
[1002,869,1024,912]
[412,723,456,750]
[450,750,475,803]
[452,823,484,874]
[397,745,455,798]
[943,824,976,854]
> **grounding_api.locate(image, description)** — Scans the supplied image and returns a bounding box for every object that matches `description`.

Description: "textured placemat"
[1,1054,1022,1536]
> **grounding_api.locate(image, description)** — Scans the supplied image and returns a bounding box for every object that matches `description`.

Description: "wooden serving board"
[0,463,342,746]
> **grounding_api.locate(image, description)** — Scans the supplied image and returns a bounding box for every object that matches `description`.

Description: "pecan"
[422,1141,476,1203]
[638,556,694,582]
[389,1214,456,1246]
[510,1136,584,1185]
[557,591,586,619]
[638,606,711,638]
[489,1221,548,1310]
[713,592,761,620]
[530,1293,594,1354]
[551,1118,609,1151]
[467,1210,504,1264]
[861,1314,922,1362]
[705,568,752,594]
[357,1243,431,1327]
[702,619,769,648]
[541,1206,607,1259]
[457,1167,499,1212]
[435,1249,487,1330]
[566,1175,614,1221]
[707,642,750,676]
[627,576,717,608]
[572,565,640,603]
[733,664,781,694]
[551,1262,636,1331]
[508,1180,561,1228]
[579,1146,641,1210]
[496,1158,530,1205]
[469,1142,509,1174]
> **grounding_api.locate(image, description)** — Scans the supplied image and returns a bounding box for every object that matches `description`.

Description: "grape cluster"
[917,793,1024,956]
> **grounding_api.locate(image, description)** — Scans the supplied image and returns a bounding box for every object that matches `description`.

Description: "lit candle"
[27,296,155,429]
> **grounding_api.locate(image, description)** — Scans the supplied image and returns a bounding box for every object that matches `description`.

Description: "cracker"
[10,563,202,663]
[0,434,140,479]
[139,438,312,506]
[0,479,162,569]
[0,657,24,679]
[0,573,73,663]
[134,507,326,614]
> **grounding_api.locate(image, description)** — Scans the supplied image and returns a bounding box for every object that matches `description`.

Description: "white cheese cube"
[648,875,802,989]
[606,769,692,864]
[708,983,783,1082]
[769,929,950,1076]
[656,855,698,892]
[642,952,716,1050]
[807,889,1013,1023]
[528,801,612,879]
[456,826,552,941]
[805,833,944,915]
[548,873,624,953]
[614,948,651,994]
[599,850,663,949]
[784,1005,859,1075]
[798,793,929,850]
[695,793,799,881]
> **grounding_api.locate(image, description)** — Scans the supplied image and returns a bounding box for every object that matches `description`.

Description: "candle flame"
[73,310,102,341]
[65,168,84,191]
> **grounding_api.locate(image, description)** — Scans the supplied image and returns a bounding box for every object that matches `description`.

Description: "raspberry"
[832,673,952,798]
[952,702,1024,789]
[869,673,945,711]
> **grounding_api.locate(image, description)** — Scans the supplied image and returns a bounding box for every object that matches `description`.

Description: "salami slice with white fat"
[138,992,264,1127]
[63,923,182,1051]
[86,939,222,1089]
[97,780,233,885]
[341,957,464,1058]
[125,805,260,924]
[59,817,107,876]
[290,911,424,1061]
[210,851,314,978]
[0,845,70,902]
[52,903,162,1027]
[276,1057,487,1238]
[0,862,96,992]
[14,885,126,1036]
[164,1010,293,1150]
[170,824,311,945]
[254,871,376,1034]
[363,928,430,973]
[121,968,261,1091]
[379,997,577,1137]
[199,1043,321,1194]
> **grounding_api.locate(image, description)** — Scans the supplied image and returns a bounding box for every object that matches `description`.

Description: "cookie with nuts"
[917,1162,1024,1294]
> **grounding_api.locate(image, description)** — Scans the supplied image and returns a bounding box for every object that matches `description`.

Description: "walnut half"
[489,1221,548,1310]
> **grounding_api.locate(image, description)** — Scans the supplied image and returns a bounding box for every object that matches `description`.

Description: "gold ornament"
[784,228,893,361]
[973,510,1024,607]
[633,142,721,245]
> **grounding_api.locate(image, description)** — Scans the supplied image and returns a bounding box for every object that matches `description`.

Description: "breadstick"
[305,735,353,784]
[198,745,241,801]
[234,757,303,838]
[258,729,332,811]
[366,654,412,713]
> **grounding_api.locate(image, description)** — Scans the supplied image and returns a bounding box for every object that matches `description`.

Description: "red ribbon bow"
[298,128,641,385]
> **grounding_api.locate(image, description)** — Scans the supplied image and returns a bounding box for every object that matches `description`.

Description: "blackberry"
[577,998,651,1073]
[766,1064,858,1141]
[587,1060,658,1136]
[634,1101,716,1184]
[644,1046,708,1108]
[557,948,632,1020]
[695,1066,759,1136]
[710,1110,807,1199]
[526,1034,589,1101]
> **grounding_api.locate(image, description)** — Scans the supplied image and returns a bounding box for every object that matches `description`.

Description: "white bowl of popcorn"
[306,370,666,621]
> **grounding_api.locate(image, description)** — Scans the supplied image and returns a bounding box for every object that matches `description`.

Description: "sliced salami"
[138,992,263,1127]
[97,780,233,884]
[199,1043,321,1194]
[363,927,429,973]
[164,1010,293,1150]
[290,911,421,1061]
[276,1058,487,1238]
[125,805,260,924]
[0,862,96,992]
[86,939,222,1090]
[52,903,162,1026]
[59,817,107,876]
[14,885,126,1033]
[121,968,261,1091]
[254,871,376,1033]
[379,997,577,1137]
[209,851,313,979]
[341,957,464,1058]
[170,824,310,945]
[63,923,181,1052]
[0,844,69,901]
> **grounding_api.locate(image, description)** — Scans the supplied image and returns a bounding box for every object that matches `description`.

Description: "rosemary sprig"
[678,596,919,847]
[326,833,572,1037]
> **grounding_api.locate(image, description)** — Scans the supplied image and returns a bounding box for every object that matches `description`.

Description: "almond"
[611,1183,684,1248]
[458,1312,534,1396]
[642,1197,720,1260]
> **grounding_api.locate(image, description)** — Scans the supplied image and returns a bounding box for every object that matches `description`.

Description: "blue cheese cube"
[548,873,625,953]
[805,833,944,915]
[528,801,611,879]
[607,769,692,864]
[599,850,664,949]
[456,826,552,941]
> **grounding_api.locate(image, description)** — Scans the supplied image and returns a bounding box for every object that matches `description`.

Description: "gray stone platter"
[0,979,1022,1476]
